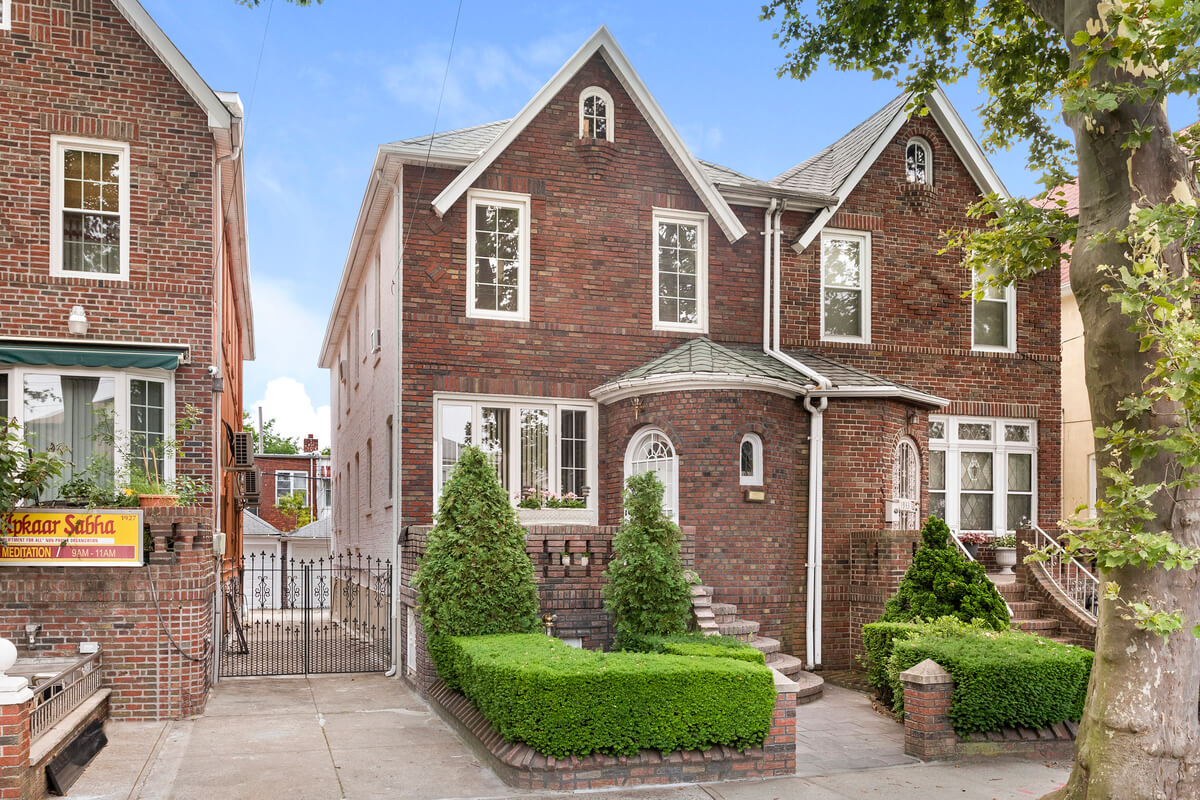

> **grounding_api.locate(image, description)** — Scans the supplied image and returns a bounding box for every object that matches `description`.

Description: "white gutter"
[762,199,776,352]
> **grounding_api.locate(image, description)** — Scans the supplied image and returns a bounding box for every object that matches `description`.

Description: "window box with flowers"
[957,531,991,561]
[516,489,592,526]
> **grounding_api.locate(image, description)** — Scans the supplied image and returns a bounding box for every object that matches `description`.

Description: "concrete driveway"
[68,673,1070,800]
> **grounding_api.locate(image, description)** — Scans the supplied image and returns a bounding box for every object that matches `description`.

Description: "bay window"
[929,415,1037,535]
[434,394,597,519]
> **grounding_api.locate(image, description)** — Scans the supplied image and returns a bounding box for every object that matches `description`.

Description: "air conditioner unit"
[370,328,382,353]
[242,469,261,501]
[230,430,254,471]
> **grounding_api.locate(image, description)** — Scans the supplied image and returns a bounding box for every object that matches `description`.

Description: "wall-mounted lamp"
[67,305,88,336]
[906,410,920,428]
[631,396,642,421]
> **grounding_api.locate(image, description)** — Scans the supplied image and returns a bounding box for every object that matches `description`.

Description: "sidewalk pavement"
[67,673,1070,800]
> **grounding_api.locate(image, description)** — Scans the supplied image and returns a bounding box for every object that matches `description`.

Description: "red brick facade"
[253,453,322,532]
[330,39,1062,670]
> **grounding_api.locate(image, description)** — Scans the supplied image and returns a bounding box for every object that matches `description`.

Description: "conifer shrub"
[412,446,540,674]
[880,516,1010,630]
[603,471,693,648]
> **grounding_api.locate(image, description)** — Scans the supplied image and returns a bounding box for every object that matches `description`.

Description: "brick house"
[319,27,1060,671]
[0,0,254,567]
[252,435,332,531]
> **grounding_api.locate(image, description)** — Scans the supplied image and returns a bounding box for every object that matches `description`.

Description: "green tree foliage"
[275,491,312,532]
[242,411,300,454]
[881,517,1010,630]
[0,418,66,534]
[604,471,694,647]
[412,446,539,668]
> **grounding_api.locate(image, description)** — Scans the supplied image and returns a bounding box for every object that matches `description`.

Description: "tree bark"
[1048,2,1200,797]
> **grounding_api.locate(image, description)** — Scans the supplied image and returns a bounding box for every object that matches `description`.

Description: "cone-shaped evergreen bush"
[604,471,693,648]
[880,516,1010,630]
[413,446,539,671]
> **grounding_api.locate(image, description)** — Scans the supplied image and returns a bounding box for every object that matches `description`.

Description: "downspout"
[386,165,403,678]
[760,199,831,670]
[761,199,777,351]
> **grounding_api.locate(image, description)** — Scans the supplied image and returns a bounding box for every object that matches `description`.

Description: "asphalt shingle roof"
[771,93,910,197]
[242,509,280,538]
[611,338,812,385]
[390,119,511,157]
[781,348,903,388]
[287,514,332,540]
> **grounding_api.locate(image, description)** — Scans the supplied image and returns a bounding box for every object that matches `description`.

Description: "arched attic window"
[905,137,932,186]
[579,86,614,142]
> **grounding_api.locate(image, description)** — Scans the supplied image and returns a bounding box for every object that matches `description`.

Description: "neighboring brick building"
[252,435,332,532]
[319,27,1061,671]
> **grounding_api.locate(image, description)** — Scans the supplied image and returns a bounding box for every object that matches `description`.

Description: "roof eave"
[378,143,476,169]
[807,385,949,409]
[716,184,834,210]
[590,371,812,404]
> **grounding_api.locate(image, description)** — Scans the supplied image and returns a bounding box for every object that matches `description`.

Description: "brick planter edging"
[425,680,796,791]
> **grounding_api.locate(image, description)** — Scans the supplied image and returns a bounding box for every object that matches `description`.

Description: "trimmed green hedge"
[436,634,776,758]
[619,631,766,665]
[860,621,921,707]
[865,619,1093,735]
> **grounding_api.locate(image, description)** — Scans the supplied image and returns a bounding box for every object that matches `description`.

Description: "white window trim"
[929,414,1037,535]
[465,188,531,322]
[739,433,763,486]
[49,135,131,282]
[819,228,871,343]
[651,207,709,333]
[276,469,308,506]
[578,85,615,142]
[624,427,679,520]
[0,0,11,31]
[432,393,599,523]
[3,365,176,484]
[905,136,933,186]
[971,271,1017,353]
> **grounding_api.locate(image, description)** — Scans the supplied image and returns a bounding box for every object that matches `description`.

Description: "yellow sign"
[0,509,144,567]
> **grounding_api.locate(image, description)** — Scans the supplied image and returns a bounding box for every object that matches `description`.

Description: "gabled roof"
[112,1,232,128]
[390,119,511,161]
[242,509,280,538]
[286,515,331,540]
[780,87,1010,252]
[616,337,810,384]
[430,26,748,243]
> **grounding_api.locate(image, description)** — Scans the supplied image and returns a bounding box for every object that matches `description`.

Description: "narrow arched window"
[739,433,762,486]
[624,428,677,518]
[905,137,932,186]
[579,86,614,142]
[892,437,920,530]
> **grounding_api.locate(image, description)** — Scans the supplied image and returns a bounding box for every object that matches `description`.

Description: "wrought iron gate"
[220,551,392,677]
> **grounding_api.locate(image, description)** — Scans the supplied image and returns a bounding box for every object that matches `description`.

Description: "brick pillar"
[764,682,797,775]
[901,658,957,760]
[0,638,34,800]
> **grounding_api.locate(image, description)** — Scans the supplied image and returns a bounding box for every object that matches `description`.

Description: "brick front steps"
[989,574,1068,642]
[691,585,823,703]
[424,679,797,790]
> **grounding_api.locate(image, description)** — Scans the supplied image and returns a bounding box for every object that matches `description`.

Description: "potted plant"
[993,533,1019,575]
[958,531,990,560]
[579,552,591,567]
[560,551,571,566]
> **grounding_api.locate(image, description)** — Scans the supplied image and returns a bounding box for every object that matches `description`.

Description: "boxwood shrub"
[884,621,1093,734]
[439,634,776,758]
[860,621,922,706]
[619,631,766,665]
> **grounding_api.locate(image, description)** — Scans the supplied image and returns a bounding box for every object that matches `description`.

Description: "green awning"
[0,341,187,371]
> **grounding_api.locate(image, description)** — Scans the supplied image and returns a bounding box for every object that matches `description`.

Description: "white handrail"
[1029,524,1099,624]
[948,529,1014,619]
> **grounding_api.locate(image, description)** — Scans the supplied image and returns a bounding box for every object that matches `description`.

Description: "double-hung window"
[51,136,130,280]
[820,229,870,342]
[929,415,1037,535]
[972,268,1016,351]
[276,470,308,506]
[467,189,530,321]
[652,208,708,332]
[434,395,597,520]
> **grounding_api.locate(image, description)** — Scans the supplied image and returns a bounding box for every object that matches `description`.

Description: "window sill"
[517,507,597,526]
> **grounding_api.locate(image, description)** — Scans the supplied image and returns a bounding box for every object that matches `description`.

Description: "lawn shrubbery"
[439,634,776,758]
[620,631,766,665]
[881,516,1009,630]
[861,618,1093,735]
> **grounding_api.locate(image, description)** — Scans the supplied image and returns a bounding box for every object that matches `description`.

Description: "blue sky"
[142,1,1082,447]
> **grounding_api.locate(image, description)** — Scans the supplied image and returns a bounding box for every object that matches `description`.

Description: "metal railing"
[948,529,1014,618]
[1030,524,1099,624]
[29,650,103,741]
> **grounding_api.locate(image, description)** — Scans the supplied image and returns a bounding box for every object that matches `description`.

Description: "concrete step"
[792,670,825,705]
[749,636,781,655]
[765,652,806,680]
[691,585,713,598]
[711,602,738,618]
[1013,617,1061,634]
[718,619,760,641]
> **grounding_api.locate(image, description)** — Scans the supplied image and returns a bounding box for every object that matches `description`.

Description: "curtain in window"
[520,408,549,497]
[480,407,510,490]
[23,374,114,499]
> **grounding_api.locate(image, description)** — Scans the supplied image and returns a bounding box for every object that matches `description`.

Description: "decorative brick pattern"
[0,508,216,721]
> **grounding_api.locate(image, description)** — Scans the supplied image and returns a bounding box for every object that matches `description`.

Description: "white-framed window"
[652,208,708,332]
[0,0,11,31]
[579,86,614,141]
[820,229,871,342]
[276,470,308,507]
[433,394,598,519]
[739,433,762,486]
[905,137,932,186]
[50,136,130,281]
[625,428,679,520]
[972,269,1016,352]
[892,436,920,529]
[929,415,1037,535]
[466,189,530,321]
[3,366,173,499]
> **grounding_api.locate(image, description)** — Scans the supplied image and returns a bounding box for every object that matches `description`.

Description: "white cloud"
[249,377,331,450]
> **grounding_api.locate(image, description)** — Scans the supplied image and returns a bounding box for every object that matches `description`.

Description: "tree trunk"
[1048,3,1200,796]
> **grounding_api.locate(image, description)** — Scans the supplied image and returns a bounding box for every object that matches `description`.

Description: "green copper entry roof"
[612,338,811,384]
[0,340,189,371]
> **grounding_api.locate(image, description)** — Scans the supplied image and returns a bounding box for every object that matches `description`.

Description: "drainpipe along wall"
[387,167,403,678]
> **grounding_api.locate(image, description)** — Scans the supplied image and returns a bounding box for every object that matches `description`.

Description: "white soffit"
[430,25,748,243]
